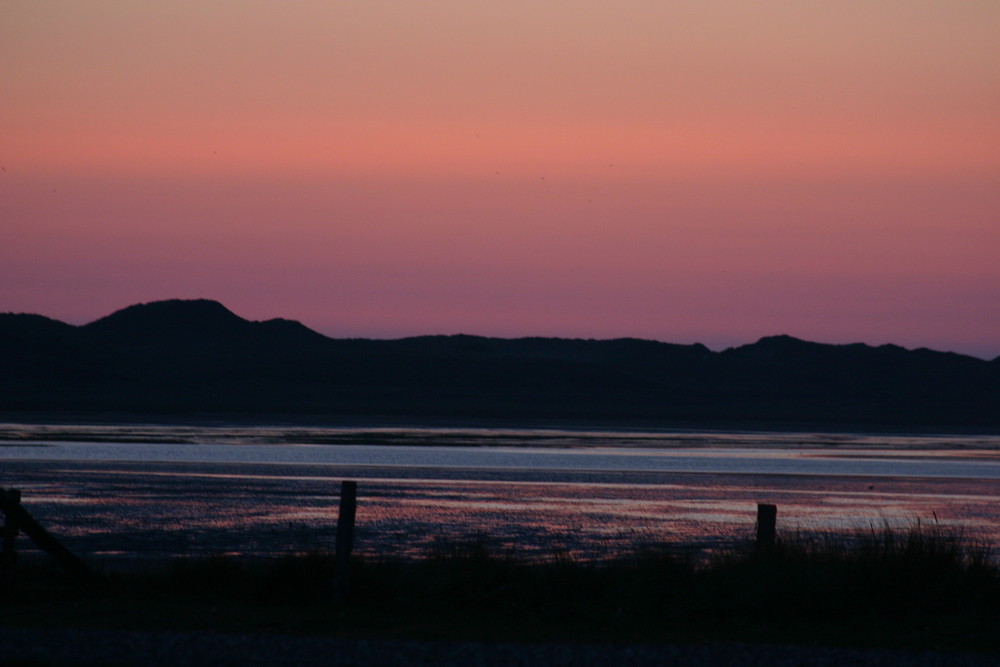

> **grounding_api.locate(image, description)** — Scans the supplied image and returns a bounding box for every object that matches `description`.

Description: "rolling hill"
[2,299,998,429]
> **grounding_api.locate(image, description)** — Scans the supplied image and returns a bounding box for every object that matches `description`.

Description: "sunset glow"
[4,2,999,357]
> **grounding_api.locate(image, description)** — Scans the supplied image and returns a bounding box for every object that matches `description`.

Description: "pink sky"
[3,2,999,358]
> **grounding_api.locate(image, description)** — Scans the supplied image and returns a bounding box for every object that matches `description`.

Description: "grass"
[2,525,999,651]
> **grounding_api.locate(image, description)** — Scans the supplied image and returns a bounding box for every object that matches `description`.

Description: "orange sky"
[3,2,999,357]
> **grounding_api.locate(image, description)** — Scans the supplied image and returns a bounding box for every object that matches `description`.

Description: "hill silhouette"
[2,299,998,429]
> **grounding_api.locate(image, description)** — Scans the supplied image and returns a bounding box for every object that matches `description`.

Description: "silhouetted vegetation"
[3,299,1000,428]
[3,526,999,650]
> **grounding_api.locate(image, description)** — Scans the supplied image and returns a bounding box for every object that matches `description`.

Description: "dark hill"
[0,313,78,347]
[82,299,328,348]
[2,300,998,429]
[84,299,245,338]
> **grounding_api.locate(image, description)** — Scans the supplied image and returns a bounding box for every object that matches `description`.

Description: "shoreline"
[3,410,999,437]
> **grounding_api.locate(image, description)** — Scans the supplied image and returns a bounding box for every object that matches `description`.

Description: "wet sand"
[4,458,999,563]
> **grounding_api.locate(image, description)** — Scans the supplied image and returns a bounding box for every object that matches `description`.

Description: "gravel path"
[0,628,997,666]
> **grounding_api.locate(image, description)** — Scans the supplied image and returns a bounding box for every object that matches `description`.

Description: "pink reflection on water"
[343,477,1000,560]
[7,467,1000,562]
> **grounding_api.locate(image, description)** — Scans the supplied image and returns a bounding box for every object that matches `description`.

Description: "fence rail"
[2,482,779,600]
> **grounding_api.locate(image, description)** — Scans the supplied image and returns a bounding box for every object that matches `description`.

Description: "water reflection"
[3,459,999,562]
[3,424,1000,563]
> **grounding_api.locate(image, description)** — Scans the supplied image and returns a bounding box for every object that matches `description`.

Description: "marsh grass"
[3,524,999,649]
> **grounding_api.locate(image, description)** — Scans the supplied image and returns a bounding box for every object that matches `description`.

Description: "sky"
[3,1,999,358]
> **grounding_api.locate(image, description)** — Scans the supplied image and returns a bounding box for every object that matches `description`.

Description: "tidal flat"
[2,424,999,564]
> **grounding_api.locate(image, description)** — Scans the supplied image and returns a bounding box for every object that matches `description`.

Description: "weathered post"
[756,503,777,547]
[0,487,92,580]
[2,489,20,577]
[332,480,357,604]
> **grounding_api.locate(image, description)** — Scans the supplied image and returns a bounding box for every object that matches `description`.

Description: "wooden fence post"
[756,503,777,547]
[2,489,20,579]
[332,480,357,604]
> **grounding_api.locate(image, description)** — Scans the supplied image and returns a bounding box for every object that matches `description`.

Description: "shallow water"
[2,424,999,562]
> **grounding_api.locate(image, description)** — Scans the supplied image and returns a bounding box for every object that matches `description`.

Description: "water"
[2,423,999,562]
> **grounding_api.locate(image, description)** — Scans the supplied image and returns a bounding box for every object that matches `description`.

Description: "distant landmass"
[2,299,998,430]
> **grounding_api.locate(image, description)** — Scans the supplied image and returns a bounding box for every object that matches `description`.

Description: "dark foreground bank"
[2,628,997,667]
[3,526,999,657]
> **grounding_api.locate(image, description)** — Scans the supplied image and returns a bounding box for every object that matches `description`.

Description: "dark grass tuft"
[3,526,999,649]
